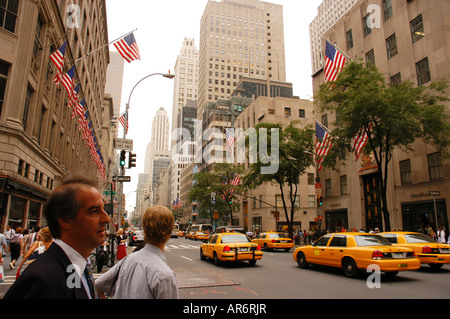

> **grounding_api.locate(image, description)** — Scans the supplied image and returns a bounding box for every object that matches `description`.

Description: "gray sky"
[105,0,323,212]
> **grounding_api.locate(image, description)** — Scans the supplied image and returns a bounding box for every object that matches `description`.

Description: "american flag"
[229,174,240,193]
[50,41,67,86]
[62,65,76,98]
[118,112,128,134]
[315,122,333,171]
[353,124,372,160]
[226,129,235,151]
[114,33,141,63]
[69,83,80,110]
[324,41,346,83]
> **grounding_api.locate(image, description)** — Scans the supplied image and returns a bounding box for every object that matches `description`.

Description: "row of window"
[400,152,444,185]
[17,159,54,191]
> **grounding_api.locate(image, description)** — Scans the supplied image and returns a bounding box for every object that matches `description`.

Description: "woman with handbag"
[115,228,127,261]
[15,227,53,277]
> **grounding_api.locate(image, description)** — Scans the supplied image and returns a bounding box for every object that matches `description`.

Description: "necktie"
[84,262,99,299]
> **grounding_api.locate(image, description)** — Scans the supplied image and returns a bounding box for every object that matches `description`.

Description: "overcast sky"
[105,0,323,212]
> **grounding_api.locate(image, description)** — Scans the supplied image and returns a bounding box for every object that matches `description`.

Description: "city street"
[1,237,449,300]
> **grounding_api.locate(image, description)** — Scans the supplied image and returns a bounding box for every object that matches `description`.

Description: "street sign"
[114,138,133,151]
[315,183,322,196]
[211,192,216,205]
[429,191,440,196]
[103,191,116,196]
[113,176,131,182]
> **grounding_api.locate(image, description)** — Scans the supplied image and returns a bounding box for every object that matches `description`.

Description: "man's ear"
[57,217,72,232]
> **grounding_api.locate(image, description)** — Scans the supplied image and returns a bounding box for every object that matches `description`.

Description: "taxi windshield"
[268,233,286,238]
[404,233,435,243]
[354,235,392,247]
[221,234,250,243]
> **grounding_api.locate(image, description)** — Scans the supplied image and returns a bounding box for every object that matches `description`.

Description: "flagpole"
[71,28,138,64]
[312,116,334,135]
[322,36,352,60]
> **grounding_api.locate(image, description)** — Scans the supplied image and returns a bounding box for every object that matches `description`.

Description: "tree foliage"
[243,122,315,238]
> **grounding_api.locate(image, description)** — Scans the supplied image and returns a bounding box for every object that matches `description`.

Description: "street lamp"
[117,72,175,229]
[123,72,175,139]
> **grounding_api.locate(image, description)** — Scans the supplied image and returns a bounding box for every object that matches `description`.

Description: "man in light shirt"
[96,206,179,299]
[4,174,110,299]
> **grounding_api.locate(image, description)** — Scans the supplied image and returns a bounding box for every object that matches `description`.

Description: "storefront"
[324,209,348,232]
[402,199,448,234]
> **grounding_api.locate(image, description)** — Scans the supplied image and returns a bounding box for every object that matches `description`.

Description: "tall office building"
[198,0,287,122]
[148,107,170,191]
[309,0,358,75]
[170,38,199,204]
[105,51,125,117]
[171,38,199,147]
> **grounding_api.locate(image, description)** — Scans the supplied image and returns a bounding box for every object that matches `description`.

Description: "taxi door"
[326,235,347,267]
[309,235,332,265]
[204,235,219,258]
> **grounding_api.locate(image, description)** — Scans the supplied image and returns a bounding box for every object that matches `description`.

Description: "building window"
[340,175,348,195]
[386,34,398,59]
[284,107,291,117]
[428,153,443,181]
[383,0,393,20]
[0,0,19,33]
[416,58,431,86]
[363,14,372,37]
[308,195,316,208]
[346,29,353,49]
[299,109,305,118]
[307,173,314,185]
[390,73,402,87]
[365,49,375,66]
[0,61,9,118]
[410,15,424,43]
[22,85,33,131]
[399,159,412,185]
[325,179,331,197]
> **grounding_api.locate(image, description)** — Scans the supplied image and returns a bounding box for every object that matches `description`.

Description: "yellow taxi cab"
[380,231,450,269]
[186,231,196,240]
[252,231,294,252]
[194,231,210,242]
[200,232,263,266]
[292,232,420,278]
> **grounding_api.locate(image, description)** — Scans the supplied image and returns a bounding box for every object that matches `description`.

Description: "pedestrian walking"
[4,174,111,299]
[9,227,23,269]
[115,228,127,260]
[95,205,179,299]
[96,236,109,273]
[437,226,446,244]
[5,225,15,253]
[0,231,6,259]
[15,227,53,277]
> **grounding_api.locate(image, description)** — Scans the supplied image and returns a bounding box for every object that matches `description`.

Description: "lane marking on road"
[181,255,193,261]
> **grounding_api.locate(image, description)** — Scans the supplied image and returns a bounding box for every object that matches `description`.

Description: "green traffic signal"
[119,150,126,167]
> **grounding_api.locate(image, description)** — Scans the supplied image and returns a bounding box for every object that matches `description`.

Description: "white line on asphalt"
[180,256,193,261]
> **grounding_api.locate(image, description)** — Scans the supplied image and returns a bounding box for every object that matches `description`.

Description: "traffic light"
[128,152,136,169]
[228,195,233,205]
[119,150,126,168]
[317,196,323,207]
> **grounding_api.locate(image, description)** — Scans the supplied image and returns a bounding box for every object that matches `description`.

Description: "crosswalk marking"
[165,244,200,251]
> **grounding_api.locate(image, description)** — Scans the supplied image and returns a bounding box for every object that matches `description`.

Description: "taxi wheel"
[249,260,257,266]
[296,252,309,269]
[342,258,359,278]
[213,252,221,266]
[429,264,443,270]
[200,249,206,261]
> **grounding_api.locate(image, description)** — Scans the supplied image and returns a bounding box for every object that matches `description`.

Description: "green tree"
[188,163,245,225]
[316,60,450,231]
[243,122,315,238]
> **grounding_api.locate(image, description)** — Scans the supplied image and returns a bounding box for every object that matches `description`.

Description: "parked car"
[129,230,144,246]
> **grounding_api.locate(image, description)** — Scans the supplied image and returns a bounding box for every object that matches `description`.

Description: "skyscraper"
[148,107,170,191]
[198,0,287,122]
[105,51,125,117]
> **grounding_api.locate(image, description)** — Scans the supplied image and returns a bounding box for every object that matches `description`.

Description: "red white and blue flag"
[114,33,141,63]
[324,41,346,83]
[315,122,333,171]
[226,129,235,151]
[62,65,76,98]
[50,41,67,86]
[118,112,128,134]
[353,124,372,160]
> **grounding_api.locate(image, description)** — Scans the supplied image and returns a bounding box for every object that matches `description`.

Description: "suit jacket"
[4,242,89,299]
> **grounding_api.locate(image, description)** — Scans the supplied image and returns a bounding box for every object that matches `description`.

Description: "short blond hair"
[38,227,53,242]
[142,206,174,245]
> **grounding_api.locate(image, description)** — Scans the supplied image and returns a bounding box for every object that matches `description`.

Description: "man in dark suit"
[4,175,111,299]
